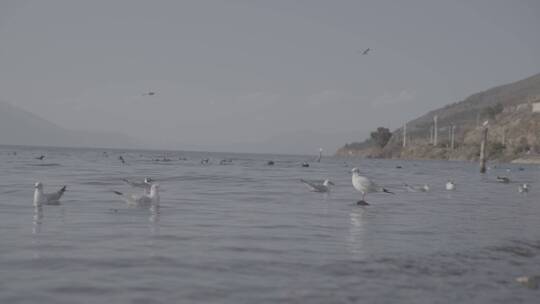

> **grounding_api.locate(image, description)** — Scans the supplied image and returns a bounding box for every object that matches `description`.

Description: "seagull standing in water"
[33,182,66,206]
[113,183,160,208]
[446,180,456,191]
[351,168,394,205]
[301,179,335,193]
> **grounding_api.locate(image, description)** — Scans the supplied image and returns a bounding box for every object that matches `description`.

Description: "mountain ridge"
[0,100,140,149]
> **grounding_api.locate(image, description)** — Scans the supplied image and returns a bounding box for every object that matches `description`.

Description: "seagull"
[482,120,489,127]
[359,48,370,55]
[301,179,335,193]
[33,182,66,206]
[113,183,160,207]
[445,180,456,191]
[403,183,430,192]
[35,155,45,160]
[200,158,210,165]
[122,177,154,194]
[351,168,394,205]
[301,162,310,168]
[496,176,510,184]
[518,183,529,193]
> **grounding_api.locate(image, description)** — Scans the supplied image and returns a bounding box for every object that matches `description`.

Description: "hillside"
[336,73,540,162]
[0,101,139,148]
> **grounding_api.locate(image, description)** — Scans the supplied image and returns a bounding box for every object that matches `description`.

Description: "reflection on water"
[149,204,160,235]
[32,206,43,235]
[348,209,367,259]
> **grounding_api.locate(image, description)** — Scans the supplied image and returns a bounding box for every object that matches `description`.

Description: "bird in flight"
[359,48,370,55]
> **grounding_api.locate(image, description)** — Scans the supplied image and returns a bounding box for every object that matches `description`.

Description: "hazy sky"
[1,0,539,154]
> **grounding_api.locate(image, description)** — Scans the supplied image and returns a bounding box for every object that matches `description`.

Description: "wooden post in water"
[479,127,488,173]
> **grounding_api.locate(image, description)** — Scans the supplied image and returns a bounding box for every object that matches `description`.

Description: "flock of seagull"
[30,153,531,208]
[302,168,529,206]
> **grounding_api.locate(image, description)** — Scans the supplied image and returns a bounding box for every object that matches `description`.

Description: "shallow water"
[1,145,539,303]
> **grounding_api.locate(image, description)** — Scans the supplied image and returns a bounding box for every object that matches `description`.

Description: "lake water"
[1,145,539,303]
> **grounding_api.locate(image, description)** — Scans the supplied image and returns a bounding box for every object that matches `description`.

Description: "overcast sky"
[1,0,539,154]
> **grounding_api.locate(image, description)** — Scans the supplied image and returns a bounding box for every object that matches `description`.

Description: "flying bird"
[351,167,394,205]
[301,179,334,193]
[33,182,66,206]
[359,48,371,55]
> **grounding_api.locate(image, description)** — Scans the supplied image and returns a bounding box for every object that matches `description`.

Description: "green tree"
[370,127,392,148]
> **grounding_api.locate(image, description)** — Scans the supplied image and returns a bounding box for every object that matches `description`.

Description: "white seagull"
[33,182,66,206]
[351,168,394,205]
[122,177,154,194]
[518,183,529,193]
[301,179,335,193]
[445,180,456,191]
[113,183,160,207]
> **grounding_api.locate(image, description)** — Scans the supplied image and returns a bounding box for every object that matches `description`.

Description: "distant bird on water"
[445,180,456,191]
[351,167,394,205]
[33,182,66,206]
[118,155,126,164]
[35,155,45,160]
[404,183,430,192]
[496,176,510,184]
[518,183,529,193]
[301,179,334,193]
[142,91,156,96]
[113,183,160,208]
[122,177,154,194]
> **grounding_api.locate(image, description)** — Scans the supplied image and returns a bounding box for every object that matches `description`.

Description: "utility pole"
[448,126,452,147]
[433,115,438,146]
[451,125,456,150]
[430,126,434,144]
[402,123,407,148]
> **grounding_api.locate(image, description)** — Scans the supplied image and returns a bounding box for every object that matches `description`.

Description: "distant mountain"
[337,72,540,162]
[0,101,139,148]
